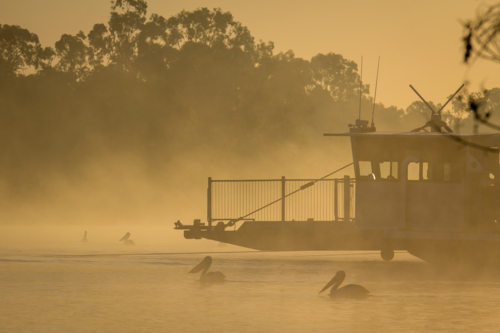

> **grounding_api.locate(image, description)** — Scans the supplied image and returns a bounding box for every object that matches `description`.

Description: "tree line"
[0,0,496,200]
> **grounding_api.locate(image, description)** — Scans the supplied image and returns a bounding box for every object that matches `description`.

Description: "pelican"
[81,231,88,243]
[119,232,135,245]
[189,256,226,283]
[319,271,369,299]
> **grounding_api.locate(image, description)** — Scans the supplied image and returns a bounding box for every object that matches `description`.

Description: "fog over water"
[2,228,500,332]
[4,1,500,332]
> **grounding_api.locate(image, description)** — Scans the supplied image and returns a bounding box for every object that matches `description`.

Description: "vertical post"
[207,177,212,231]
[334,179,338,221]
[344,175,350,222]
[281,176,286,230]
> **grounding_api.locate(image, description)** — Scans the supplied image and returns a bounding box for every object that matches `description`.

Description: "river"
[1,225,500,332]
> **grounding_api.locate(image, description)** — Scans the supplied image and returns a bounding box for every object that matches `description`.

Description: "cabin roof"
[324,132,500,138]
[324,132,500,148]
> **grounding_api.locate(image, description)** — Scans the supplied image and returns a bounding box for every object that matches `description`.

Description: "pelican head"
[119,232,135,245]
[319,270,369,299]
[189,256,225,283]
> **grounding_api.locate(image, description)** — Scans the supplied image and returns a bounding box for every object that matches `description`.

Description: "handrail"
[207,173,356,229]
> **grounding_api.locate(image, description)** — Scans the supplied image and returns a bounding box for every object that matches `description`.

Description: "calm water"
[2,226,500,332]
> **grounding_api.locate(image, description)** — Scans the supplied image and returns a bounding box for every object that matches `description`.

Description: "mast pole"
[358,56,363,120]
[371,56,380,127]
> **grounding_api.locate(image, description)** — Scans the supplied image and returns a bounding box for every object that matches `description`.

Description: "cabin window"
[407,162,420,181]
[422,162,429,180]
[357,160,399,181]
[379,161,398,180]
[429,162,462,182]
[406,161,462,182]
[359,161,372,177]
[489,147,500,165]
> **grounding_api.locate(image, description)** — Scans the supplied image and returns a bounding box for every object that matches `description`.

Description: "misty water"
[2,226,500,332]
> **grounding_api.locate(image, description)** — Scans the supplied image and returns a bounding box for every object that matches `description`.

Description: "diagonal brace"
[410,84,437,115]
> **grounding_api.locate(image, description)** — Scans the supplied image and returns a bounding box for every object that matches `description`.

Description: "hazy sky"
[1,0,500,111]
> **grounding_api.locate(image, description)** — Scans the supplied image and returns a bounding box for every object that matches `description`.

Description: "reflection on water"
[2,229,500,332]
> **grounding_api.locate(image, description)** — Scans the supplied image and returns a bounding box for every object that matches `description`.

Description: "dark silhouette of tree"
[55,32,90,78]
[0,24,53,76]
[112,0,148,16]
[310,53,365,103]
[0,0,476,203]
[165,8,254,51]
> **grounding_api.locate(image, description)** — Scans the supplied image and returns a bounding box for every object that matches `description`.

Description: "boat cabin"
[326,132,500,234]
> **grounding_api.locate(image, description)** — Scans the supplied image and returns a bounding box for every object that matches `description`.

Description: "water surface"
[1,226,500,332]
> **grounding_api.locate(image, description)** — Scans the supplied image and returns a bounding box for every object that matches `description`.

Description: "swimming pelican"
[319,271,369,299]
[189,256,226,283]
[119,232,135,245]
[81,231,88,243]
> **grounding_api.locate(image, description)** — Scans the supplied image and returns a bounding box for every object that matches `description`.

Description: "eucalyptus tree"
[0,24,54,77]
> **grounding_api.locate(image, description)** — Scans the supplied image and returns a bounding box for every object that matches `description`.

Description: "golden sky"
[1,0,499,110]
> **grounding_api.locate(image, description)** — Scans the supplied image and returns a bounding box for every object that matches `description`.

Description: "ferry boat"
[175,87,500,265]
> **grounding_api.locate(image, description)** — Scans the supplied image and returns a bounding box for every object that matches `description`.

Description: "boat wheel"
[381,248,394,261]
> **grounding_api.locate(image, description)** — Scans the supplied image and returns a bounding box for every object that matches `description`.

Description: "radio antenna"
[358,56,363,120]
[371,56,380,127]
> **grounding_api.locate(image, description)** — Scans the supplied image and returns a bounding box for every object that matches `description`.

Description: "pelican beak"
[119,233,130,241]
[319,275,340,294]
[188,257,211,273]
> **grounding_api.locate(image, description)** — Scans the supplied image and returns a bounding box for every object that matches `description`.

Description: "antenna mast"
[348,56,375,133]
[358,56,363,120]
[371,56,380,127]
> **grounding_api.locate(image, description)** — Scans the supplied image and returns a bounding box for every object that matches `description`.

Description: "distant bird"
[119,232,135,245]
[319,271,369,299]
[189,256,226,284]
[81,231,88,243]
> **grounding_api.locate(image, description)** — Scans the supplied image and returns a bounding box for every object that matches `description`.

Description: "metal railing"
[207,176,355,229]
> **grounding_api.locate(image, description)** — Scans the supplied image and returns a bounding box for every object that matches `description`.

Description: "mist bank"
[1,0,497,225]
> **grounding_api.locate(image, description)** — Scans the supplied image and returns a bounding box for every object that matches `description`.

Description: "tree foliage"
[462,3,500,64]
[460,3,500,132]
[0,24,53,76]
[0,1,488,200]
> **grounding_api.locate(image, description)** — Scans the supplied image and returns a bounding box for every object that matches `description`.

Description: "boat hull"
[184,221,395,251]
